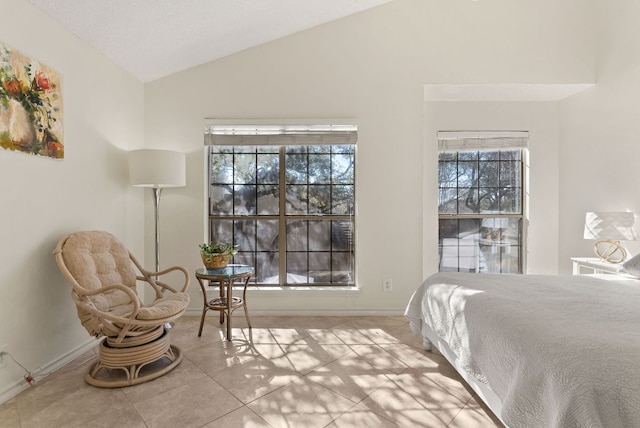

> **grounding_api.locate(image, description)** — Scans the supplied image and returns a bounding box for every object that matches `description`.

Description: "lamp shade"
[128,149,186,188]
[583,211,637,241]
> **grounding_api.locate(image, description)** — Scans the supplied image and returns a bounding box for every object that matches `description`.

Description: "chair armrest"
[75,283,141,321]
[137,265,190,298]
[128,251,190,298]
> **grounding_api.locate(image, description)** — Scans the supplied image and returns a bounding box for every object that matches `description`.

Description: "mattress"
[404,272,640,428]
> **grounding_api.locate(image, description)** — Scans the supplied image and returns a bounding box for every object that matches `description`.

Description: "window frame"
[437,131,528,274]
[204,124,357,288]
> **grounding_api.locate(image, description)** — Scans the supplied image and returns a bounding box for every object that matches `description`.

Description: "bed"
[404,272,640,428]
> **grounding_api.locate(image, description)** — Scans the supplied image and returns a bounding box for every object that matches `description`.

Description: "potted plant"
[199,241,238,269]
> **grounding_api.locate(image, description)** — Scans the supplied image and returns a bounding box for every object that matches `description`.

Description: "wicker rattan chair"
[54,230,190,388]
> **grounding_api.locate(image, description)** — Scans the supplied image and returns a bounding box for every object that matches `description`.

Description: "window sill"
[247,285,360,293]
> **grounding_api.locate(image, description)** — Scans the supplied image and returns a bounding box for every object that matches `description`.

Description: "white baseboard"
[184,308,405,317]
[0,338,99,405]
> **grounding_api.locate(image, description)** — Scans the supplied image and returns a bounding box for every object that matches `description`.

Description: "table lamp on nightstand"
[583,211,637,263]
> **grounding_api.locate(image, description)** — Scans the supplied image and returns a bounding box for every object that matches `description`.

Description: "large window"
[438,131,527,273]
[205,124,356,286]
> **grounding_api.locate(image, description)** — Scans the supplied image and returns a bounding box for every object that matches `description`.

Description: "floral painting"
[0,42,63,159]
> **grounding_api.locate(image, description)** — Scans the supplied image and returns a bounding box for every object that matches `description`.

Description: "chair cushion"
[62,231,138,312]
[77,293,189,335]
[137,292,190,320]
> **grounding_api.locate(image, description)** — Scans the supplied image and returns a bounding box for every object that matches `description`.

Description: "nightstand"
[571,257,636,278]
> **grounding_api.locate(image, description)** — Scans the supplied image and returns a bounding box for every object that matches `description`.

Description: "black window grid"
[208,145,355,286]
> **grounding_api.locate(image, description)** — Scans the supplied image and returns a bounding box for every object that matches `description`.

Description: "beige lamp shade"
[583,212,637,241]
[128,149,186,188]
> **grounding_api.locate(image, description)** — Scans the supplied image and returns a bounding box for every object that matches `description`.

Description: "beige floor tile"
[263,327,311,344]
[169,317,226,351]
[330,327,377,345]
[384,372,470,410]
[16,382,131,428]
[348,344,409,373]
[185,339,261,377]
[225,311,253,329]
[1,316,501,428]
[248,316,351,330]
[387,322,427,349]
[448,400,503,428]
[305,350,393,402]
[133,376,242,428]
[208,355,302,403]
[337,316,407,329]
[171,315,202,329]
[380,343,450,370]
[11,359,133,428]
[396,366,472,405]
[247,377,356,428]
[326,403,398,427]
[14,355,94,409]
[70,406,147,428]
[232,319,351,344]
[0,400,21,428]
[231,327,278,344]
[120,357,207,404]
[249,343,288,360]
[202,406,273,427]
[195,319,241,342]
[388,315,410,324]
[296,328,347,345]
[356,326,404,344]
[267,342,352,375]
[358,377,462,427]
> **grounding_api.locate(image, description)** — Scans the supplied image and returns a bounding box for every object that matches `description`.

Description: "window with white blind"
[204,124,356,287]
[438,131,528,274]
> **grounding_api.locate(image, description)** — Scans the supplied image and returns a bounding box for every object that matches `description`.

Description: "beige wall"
[144,0,595,316]
[559,0,640,271]
[0,0,144,397]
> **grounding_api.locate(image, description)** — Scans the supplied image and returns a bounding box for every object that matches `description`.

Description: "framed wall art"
[0,42,63,159]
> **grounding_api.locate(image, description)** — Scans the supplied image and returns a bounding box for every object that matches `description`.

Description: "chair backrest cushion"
[61,231,137,316]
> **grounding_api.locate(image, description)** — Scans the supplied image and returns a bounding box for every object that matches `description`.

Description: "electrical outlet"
[0,344,8,369]
[383,278,393,292]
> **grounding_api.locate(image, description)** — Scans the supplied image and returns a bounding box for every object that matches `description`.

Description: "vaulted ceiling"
[29,0,393,82]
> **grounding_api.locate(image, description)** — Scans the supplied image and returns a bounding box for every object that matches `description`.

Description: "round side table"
[195,264,253,341]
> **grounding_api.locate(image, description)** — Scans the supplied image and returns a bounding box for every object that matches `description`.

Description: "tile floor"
[0,316,503,427]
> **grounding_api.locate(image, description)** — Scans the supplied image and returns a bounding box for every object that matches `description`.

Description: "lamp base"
[594,239,627,264]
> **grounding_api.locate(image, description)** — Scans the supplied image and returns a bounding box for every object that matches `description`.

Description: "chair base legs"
[85,329,183,388]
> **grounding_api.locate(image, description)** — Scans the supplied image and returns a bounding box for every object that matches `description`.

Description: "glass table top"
[196,264,254,278]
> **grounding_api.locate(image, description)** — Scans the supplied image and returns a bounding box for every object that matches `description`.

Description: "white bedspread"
[405,272,640,428]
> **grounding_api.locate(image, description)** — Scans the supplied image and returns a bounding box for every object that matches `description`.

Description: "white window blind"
[205,124,358,146]
[438,131,528,152]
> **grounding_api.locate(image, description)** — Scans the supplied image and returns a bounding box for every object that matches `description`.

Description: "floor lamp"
[128,149,186,273]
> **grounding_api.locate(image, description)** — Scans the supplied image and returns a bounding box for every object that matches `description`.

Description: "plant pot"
[201,253,231,269]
